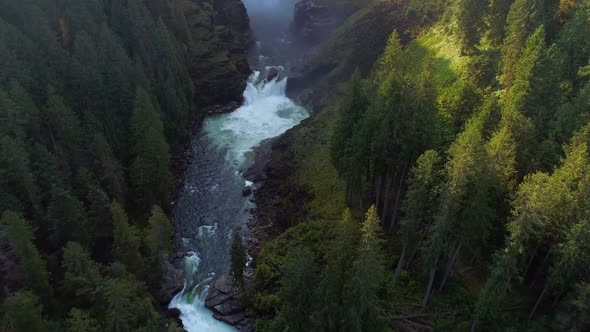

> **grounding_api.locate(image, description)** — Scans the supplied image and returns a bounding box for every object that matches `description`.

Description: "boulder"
[205,274,251,330]
[263,67,280,82]
[160,256,185,304]
[242,186,252,197]
[214,313,246,325]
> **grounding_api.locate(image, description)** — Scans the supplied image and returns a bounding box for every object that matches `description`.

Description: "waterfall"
[205,68,308,170]
[168,67,309,331]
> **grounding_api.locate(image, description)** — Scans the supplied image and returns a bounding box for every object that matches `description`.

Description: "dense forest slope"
[250,0,590,331]
[0,0,251,330]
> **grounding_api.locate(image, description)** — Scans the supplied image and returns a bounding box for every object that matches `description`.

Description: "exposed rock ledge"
[205,273,254,331]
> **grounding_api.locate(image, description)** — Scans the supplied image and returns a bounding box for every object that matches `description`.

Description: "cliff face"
[175,0,253,108]
[292,0,357,45]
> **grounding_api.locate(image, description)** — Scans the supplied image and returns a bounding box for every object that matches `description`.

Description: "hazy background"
[243,0,300,50]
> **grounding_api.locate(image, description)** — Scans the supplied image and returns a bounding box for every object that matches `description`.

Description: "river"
[167,4,309,327]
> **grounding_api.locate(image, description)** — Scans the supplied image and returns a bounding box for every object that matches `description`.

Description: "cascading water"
[168,68,309,331]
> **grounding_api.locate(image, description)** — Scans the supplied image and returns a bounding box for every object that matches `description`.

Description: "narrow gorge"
[167,1,312,330]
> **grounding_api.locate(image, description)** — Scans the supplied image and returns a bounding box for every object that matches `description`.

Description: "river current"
[168,68,309,331]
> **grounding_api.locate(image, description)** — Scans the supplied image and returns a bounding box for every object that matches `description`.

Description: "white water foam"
[169,68,309,331]
[204,70,309,169]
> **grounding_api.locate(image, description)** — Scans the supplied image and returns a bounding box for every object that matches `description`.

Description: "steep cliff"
[172,0,253,109]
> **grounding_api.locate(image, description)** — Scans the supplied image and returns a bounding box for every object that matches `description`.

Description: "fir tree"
[230,229,247,289]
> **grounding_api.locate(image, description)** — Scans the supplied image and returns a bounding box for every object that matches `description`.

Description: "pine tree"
[312,209,360,331]
[455,0,487,53]
[144,204,173,285]
[346,205,386,331]
[62,241,103,304]
[66,309,100,332]
[392,150,442,288]
[111,201,144,276]
[42,88,83,169]
[485,0,513,47]
[421,113,494,305]
[47,188,90,248]
[0,292,46,332]
[130,87,173,211]
[230,229,247,289]
[280,246,319,332]
[91,133,126,202]
[0,136,39,217]
[501,0,545,88]
[554,282,590,331]
[1,211,51,300]
[331,69,369,201]
[145,205,173,256]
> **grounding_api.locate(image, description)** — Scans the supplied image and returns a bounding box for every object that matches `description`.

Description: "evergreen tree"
[280,246,319,332]
[1,211,51,300]
[485,0,513,47]
[554,282,590,332]
[66,309,100,332]
[0,136,39,216]
[346,205,386,331]
[312,209,360,331]
[230,229,247,289]
[91,133,126,203]
[331,69,369,200]
[47,188,90,248]
[130,88,173,211]
[392,150,443,288]
[455,0,487,53]
[42,88,83,170]
[0,292,46,332]
[62,241,103,304]
[111,201,144,276]
[501,0,545,88]
[145,205,173,257]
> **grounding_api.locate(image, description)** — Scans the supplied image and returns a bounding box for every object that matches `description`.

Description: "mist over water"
[244,0,300,50]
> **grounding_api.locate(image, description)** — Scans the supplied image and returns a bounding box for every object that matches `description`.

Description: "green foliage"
[280,246,319,332]
[230,230,247,289]
[1,211,51,300]
[66,309,100,332]
[312,209,360,330]
[0,292,46,332]
[130,88,173,211]
[145,205,173,256]
[111,201,144,277]
[455,0,488,53]
[346,206,387,331]
[253,1,590,331]
[554,282,590,331]
[62,242,103,304]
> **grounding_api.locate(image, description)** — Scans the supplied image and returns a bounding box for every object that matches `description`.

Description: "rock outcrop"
[173,0,253,108]
[205,273,253,331]
[159,253,185,305]
[292,0,356,45]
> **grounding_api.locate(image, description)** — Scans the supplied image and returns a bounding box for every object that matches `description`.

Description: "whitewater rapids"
[168,68,309,331]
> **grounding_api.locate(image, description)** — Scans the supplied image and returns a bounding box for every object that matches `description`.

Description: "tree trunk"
[423,259,438,306]
[407,248,418,267]
[440,242,462,290]
[529,286,547,319]
[530,250,551,288]
[375,175,383,213]
[470,321,477,332]
[382,175,393,221]
[522,240,541,282]
[391,248,406,288]
[389,167,407,232]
